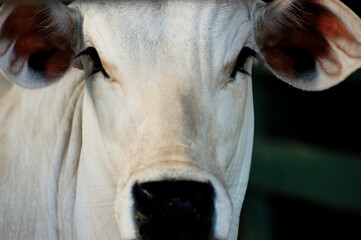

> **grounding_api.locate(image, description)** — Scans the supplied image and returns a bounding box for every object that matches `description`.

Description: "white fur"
[0,0,360,239]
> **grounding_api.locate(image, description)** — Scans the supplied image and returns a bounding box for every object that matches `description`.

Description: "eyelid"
[230,47,259,78]
[75,47,110,79]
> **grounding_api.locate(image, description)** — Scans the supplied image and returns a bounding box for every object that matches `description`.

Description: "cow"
[0,0,360,239]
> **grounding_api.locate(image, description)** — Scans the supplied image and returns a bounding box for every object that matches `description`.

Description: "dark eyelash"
[75,47,110,79]
[230,47,259,78]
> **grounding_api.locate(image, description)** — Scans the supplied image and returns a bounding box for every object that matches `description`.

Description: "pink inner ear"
[261,29,332,81]
[0,5,74,80]
[258,1,356,82]
[316,11,352,41]
[315,9,360,59]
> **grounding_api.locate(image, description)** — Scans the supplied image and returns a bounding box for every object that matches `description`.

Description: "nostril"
[132,180,215,240]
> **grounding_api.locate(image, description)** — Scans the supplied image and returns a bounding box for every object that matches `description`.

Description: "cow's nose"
[132,180,215,240]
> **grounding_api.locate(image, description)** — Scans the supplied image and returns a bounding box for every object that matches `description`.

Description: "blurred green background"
[238,1,361,239]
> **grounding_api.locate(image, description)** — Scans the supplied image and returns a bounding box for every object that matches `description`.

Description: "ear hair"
[0,0,81,88]
[29,1,78,50]
[255,0,314,47]
[253,0,361,90]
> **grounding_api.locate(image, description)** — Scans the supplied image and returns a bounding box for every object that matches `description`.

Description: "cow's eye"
[230,47,258,79]
[76,47,110,79]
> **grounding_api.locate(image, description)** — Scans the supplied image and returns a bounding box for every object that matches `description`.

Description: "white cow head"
[1,0,361,239]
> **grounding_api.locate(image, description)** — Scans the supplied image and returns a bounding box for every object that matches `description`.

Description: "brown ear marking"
[255,0,360,83]
[0,3,76,81]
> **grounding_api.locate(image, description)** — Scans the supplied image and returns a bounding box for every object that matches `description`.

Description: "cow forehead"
[81,1,252,47]
[78,0,253,78]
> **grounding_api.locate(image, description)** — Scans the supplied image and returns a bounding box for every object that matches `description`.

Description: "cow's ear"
[0,1,81,89]
[253,0,361,91]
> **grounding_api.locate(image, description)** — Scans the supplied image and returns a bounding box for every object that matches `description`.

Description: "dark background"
[239,1,361,240]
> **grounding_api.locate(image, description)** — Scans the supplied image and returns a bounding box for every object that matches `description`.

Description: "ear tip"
[272,63,361,92]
